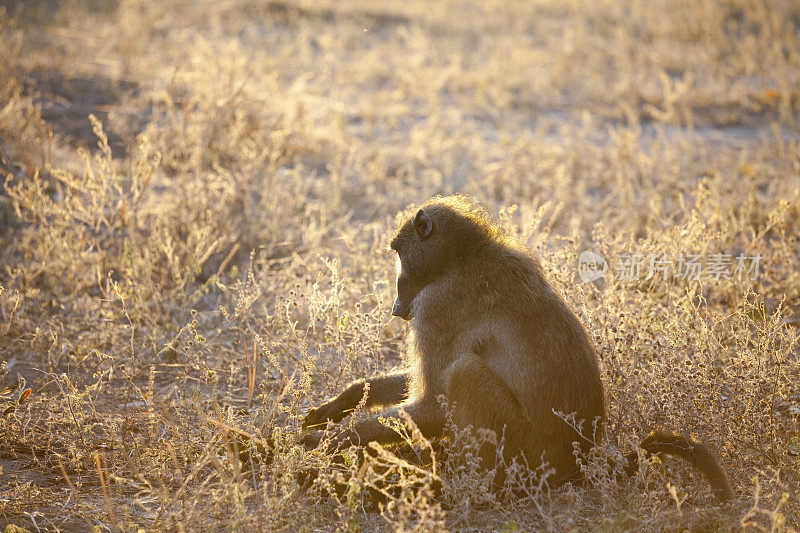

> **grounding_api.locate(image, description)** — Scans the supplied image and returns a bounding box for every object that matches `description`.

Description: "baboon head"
[389,208,437,320]
[389,196,499,320]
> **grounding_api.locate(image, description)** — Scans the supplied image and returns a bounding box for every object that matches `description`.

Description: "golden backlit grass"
[1,0,799,530]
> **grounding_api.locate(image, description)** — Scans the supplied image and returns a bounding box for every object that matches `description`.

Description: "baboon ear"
[414,209,434,240]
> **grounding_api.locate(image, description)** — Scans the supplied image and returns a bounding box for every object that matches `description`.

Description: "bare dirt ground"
[1,0,799,531]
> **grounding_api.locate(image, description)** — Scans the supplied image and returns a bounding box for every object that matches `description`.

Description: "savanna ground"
[1,0,799,530]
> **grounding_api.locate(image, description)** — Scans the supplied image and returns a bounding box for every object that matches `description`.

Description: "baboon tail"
[624,430,733,502]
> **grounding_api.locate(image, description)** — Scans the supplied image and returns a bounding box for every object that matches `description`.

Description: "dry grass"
[1,0,799,530]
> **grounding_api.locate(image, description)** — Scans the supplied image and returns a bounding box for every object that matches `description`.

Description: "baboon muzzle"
[391,298,411,320]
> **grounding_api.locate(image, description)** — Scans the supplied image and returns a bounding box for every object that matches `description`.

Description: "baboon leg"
[443,353,536,468]
[304,397,446,452]
[345,399,446,446]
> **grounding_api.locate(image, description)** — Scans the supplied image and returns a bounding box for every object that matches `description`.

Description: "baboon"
[302,195,732,501]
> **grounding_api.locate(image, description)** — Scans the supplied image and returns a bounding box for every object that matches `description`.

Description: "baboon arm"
[302,372,410,430]
[363,372,410,406]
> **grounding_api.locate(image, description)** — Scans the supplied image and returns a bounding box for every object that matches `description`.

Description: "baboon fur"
[303,194,732,501]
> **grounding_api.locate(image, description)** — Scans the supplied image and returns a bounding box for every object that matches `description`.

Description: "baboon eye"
[414,209,434,240]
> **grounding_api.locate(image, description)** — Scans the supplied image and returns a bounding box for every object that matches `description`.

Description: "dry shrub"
[1,0,799,530]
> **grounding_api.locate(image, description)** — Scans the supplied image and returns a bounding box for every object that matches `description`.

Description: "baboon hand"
[300,428,358,452]
[300,430,323,450]
[302,400,348,430]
